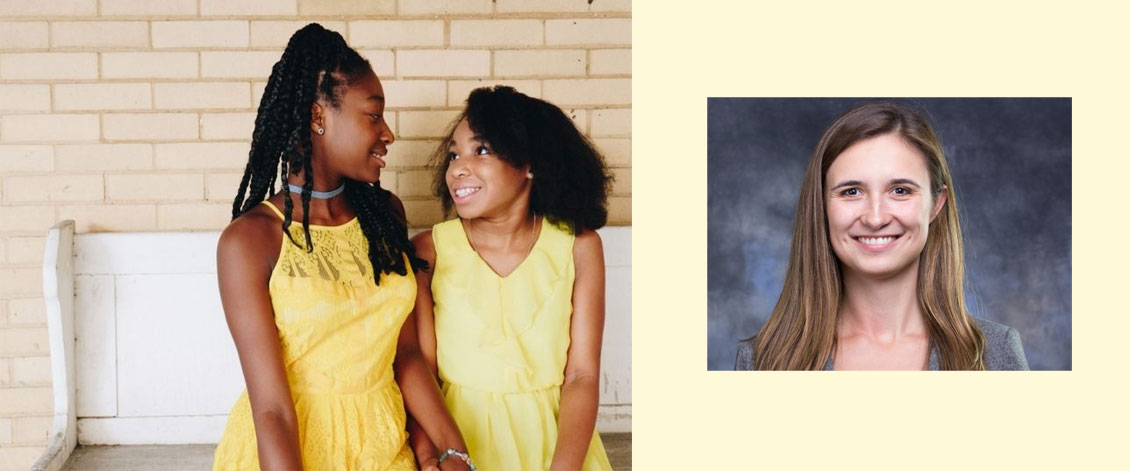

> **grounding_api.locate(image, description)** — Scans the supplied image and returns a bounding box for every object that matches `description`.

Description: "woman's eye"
[369,113,382,121]
[475,145,491,156]
[447,152,459,161]
[841,188,860,197]
[892,187,911,196]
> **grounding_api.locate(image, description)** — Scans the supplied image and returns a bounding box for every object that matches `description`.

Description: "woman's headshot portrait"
[707,98,1071,371]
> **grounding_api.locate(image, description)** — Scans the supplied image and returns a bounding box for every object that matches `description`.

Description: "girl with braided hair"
[410,86,614,470]
[214,24,472,470]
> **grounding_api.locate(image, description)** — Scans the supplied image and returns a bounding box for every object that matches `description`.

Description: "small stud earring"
[316,128,325,135]
[527,172,533,179]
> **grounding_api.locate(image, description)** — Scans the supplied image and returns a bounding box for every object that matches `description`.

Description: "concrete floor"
[62,433,631,470]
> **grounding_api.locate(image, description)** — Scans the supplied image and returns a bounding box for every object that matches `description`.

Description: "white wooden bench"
[34,220,632,470]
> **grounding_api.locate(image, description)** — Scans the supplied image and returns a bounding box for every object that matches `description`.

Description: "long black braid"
[231,23,423,283]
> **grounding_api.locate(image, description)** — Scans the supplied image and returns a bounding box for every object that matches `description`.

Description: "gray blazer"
[734,317,1029,371]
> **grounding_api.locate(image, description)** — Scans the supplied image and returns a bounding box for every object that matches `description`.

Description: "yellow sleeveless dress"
[431,218,612,471]
[213,201,417,471]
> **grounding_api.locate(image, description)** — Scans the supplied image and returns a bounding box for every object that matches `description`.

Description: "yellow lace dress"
[431,218,612,470]
[213,201,417,471]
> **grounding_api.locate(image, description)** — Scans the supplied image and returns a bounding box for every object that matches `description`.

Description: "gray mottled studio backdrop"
[707,98,1071,371]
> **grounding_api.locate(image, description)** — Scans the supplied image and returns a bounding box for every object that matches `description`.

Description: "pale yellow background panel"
[633,1,1124,470]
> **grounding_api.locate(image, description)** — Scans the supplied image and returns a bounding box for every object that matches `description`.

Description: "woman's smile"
[852,233,903,250]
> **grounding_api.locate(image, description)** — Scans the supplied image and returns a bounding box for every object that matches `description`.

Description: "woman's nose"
[861,198,892,228]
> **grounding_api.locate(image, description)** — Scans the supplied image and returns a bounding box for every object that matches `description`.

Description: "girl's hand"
[417,457,440,471]
[438,458,471,471]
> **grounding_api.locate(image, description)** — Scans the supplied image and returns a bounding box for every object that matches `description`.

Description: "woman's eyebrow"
[829,180,861,191]
[889,178,921,188]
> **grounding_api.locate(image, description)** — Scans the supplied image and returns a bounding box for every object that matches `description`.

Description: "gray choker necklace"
[287,183,345,199]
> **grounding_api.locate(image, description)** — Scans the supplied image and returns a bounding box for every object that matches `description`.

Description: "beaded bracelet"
[437,448,476,470]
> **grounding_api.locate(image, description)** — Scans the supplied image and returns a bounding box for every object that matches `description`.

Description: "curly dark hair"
[431,86,612,234]
[230,23,423,283]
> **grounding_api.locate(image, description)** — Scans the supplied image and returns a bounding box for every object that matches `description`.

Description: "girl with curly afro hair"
[409,86,615,470]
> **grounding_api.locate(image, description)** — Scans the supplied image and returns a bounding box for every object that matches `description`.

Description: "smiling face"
[314,68,393,184]
[824,133,946,280]
[444,118,531,219]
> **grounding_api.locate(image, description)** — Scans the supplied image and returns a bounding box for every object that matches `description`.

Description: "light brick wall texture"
[0,1,630,467]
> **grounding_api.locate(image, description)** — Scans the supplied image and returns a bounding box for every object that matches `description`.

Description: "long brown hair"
[753,102,986,370]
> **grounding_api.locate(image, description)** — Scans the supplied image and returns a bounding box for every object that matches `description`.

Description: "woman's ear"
[310,102,326,136]
[930,185,948,222]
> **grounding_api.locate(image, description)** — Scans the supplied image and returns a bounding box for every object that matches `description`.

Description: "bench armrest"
[32,220,77,471]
